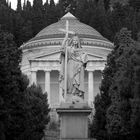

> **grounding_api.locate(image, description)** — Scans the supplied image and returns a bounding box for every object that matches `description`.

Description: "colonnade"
[31,69,100,107]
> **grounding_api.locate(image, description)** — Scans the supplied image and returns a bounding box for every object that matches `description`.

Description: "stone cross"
[59,20,75,100]
[59,20,74,46]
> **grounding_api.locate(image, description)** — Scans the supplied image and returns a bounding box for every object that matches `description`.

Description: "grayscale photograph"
[0,0,140,140]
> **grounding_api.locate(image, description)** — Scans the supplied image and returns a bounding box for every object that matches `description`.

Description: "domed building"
[20,12,113,108]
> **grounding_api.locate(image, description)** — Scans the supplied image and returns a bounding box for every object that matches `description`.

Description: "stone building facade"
[20,12,113,108]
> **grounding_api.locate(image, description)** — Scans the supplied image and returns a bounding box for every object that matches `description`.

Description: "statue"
[59,21,87,103]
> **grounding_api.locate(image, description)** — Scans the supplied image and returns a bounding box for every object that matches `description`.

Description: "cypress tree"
[0,0,6,5]
[17,0,22,12]
[91,28,140,140]
[32,0,44,35]
[46,0,58,25]
[129,33,140,140]
[129,0,140,11]
[0,29,50,140]
[23,0,26,11]
[0,29,22,139]
[106,28,139,139]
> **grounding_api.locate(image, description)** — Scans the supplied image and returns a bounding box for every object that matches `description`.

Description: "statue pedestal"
[56,103,91,140]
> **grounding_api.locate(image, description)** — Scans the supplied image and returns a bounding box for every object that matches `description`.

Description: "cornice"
[21,38,114,50]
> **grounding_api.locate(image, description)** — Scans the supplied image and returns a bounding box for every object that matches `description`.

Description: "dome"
[21,12,113,49]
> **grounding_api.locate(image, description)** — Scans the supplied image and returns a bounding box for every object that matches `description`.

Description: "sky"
[9,0,58,10]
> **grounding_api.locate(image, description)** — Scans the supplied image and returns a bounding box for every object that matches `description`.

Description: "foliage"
[91,28,140,140]
[17,0,22,12]
[0,28,22,140]
[0,0,140,45]
[106,28,136,139]
[110,0,129,6]
[0,30,50,140]
[0,1,140,140]
[18,85,50,140]
[90,29,116,139]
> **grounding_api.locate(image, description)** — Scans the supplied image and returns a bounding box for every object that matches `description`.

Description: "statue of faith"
[59,20,75,101]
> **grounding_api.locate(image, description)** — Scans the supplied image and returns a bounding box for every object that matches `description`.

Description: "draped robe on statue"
[59,35,87,103]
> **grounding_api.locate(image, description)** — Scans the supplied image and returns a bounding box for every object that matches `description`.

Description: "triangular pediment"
[32,51,61,61]
[87,53,105,61]
[29,51,105,61]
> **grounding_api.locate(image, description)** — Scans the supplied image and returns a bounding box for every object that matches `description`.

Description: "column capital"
[86,67,104,72]
[86,68,95,72]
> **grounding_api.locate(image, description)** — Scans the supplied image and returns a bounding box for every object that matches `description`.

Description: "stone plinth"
[56,103,91,140]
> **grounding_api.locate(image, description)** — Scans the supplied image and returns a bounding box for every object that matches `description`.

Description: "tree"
[90,28,115,139]
[0,30,50,140]
[0,0,15,34]
[0,0,7,5]
[17,0,22,12]
[106,28,139,139]
[129,0,140,11]
[110,0,129,6]
[76,0,94,24]
[104,0,111,11]
[89,0,113,40]
[130,36,140,140]
[13,12,24,46]
[91,28,140,140]
[47,0,58,25]
[32,0,44,35]
[0,29,22,139]
[17,84,50,140]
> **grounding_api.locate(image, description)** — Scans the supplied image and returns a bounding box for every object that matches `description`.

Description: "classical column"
[88,71,94,107]
[45,70,51,105]
[31,70,37,85]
